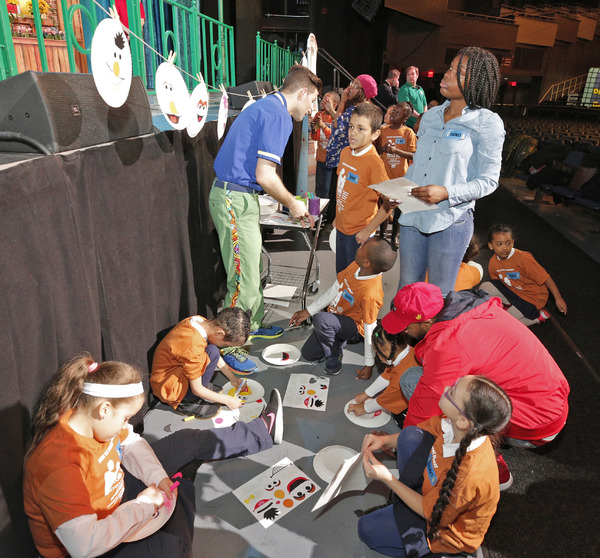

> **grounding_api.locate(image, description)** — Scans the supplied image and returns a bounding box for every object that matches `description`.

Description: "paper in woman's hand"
[369,178,438,214]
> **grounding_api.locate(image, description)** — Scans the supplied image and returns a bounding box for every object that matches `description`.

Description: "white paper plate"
[239,400,266,422]
[329,228,336,253]
[262,344,301,366]
[313,445,358,483]
[123,491,177,542]
[344,400,391,428]
[222,379,264,403]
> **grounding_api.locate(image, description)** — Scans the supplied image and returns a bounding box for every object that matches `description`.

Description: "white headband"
[82,382,144,398]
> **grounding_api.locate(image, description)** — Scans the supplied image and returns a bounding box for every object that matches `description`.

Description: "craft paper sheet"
[369,177,438,214]
[283,374,330,411]
[233,458,320,528]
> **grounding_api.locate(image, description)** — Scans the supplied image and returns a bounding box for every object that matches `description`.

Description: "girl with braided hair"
[395,46,504,298]
[357,375,512,557]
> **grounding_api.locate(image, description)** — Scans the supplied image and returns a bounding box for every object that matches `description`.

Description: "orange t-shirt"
[310,110,333,163]
[24,411,130,558]
[327,261,383,336]
[453,261,483,291]
[376,347,418,414]
[150,316,210,408]
[488,249,550,309]
[377,125,416,179]
[335,145,389,235]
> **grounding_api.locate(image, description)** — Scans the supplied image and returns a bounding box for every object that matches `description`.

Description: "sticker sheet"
[283,374,329,411]
[233,458,320,528]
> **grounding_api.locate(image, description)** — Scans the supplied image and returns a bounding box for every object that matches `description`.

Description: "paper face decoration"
[187,79,209,138]
[233,458,319,528]
[91,18,132,108]
[217,91,229,139]
[155,62,190,130]
[283,374,329,411]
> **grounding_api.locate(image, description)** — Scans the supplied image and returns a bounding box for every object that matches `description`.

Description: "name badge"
[341,290,355,306]
[507,272,521,280]
[426,451,437,486]
[395,138,406,145]
[445,129,467,140]
[347,172,359,184]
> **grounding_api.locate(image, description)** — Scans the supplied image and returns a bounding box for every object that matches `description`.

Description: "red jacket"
[405,291,569,440]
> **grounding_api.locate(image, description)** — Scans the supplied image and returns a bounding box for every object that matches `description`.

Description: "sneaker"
[538,309,550,323]
[325,354,343,376]
[221,347,258,375]
[249,323,284,340]
[174,400,221,420]
[261,389,283,444]
[497,454,514,491]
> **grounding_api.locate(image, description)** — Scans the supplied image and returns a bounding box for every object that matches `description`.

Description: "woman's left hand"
[363,450,393,482]
[410,185,448,204]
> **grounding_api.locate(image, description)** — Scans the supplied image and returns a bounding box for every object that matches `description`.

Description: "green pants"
[208,185,264,331]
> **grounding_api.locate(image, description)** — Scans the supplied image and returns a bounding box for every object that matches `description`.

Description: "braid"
[456,47,500,109]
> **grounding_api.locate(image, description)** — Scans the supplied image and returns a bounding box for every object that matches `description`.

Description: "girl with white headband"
[23,353,283,558]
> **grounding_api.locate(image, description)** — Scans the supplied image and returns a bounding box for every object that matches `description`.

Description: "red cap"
[356,74,377,100]
[382,283,444,334]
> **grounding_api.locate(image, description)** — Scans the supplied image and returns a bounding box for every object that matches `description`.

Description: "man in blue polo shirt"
[209,65,322,372]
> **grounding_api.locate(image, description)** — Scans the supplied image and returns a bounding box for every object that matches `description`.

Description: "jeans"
[301,312,359,361]
[181,344,220,403]
[399,366,423,400]
[315,161,333,199]
[398,210,473,297]
[336,229,359,273]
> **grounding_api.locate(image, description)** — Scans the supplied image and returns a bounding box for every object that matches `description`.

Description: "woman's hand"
[363,450,394,483]
[410,185,448,204]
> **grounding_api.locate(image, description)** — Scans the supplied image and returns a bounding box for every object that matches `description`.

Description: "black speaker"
[226,80,274,109]
[0,71,153,153]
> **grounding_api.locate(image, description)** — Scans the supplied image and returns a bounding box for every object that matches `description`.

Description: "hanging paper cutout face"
[242,98,255,111]
[155,62,190,130]
[187,79,209,138]
[91,18,132,108]
[217,91,229,139]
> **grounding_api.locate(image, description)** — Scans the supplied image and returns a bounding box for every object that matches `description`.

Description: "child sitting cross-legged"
[289,236,397,377]
[347,324,417,428]
[151,308,251,419]
[480,223,567,326]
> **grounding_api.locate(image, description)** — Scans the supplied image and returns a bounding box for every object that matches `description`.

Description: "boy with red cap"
[382,282,570,488]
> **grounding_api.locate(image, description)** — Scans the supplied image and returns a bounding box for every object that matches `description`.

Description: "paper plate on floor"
[123,491,177,542]
[239,400,266,422]
[222,379,264,403]
[344,400,391,428]
[313,445,358,483]
[329,228,336,253]
[262,344,301,365]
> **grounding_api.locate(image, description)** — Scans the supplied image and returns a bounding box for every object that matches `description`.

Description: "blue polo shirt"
[214,92,293,191]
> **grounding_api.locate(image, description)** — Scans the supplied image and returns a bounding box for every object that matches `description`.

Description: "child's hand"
[225,395,243,410]
[230,376,243,389]
[555,298,567,314]
[289,309,310,326]
[137,485,165,510]
[363,450,394,483]
[347,401,367,416]
[361,432,388,453]
[158,477,176,500]
[356,366,373,380]
[355,228,371,247]
[354,392,369,404]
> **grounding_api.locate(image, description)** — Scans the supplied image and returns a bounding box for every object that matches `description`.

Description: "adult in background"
[322,74,378,222]
[382,283,570,488]
[209,65,322,372]
[397,47,504,296]
[397,66,427,129]
[374,69,400,110]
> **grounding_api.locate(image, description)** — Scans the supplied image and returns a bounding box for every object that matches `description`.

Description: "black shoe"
[174,400,220,419]
[325,353,343,375]
[260,389,283,444]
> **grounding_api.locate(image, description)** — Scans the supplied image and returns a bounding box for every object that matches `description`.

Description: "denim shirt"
[325,105,356,169]
[401,100,505,233]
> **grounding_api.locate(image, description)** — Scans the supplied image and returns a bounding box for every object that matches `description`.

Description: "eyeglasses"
[443,378,471,423]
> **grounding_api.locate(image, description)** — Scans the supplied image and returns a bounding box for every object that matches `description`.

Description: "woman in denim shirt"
[397,47,505,296]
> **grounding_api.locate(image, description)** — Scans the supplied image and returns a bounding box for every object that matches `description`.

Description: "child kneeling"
[151,308,250,419]
[289,236,396,377]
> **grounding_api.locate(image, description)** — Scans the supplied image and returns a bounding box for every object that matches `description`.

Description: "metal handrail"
[255,31,302,88]
[539,74,587,104]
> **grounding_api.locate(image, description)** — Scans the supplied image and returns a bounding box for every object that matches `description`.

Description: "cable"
[0,132,52,155]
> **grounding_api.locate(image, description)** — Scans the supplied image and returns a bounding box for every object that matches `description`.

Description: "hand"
[323,96,334,115]
[409,185,448,204]
[356,366,373,380]
[137,485,165,509]
[289,309,310,326]
[363,450,394,483]
[230,376,242,389]
[158,477,176,500]
[381,195,400,212]
[354,392,369,404]
[347,401,367,416]
[288,199,314,228]
[361,431,388,453]
[555,298,567,315]
[225,395,243,410]
[355,227,371,247]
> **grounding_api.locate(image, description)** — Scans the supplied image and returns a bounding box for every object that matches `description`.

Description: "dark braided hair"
[455,47,500,110]
[371,323,408,364]
[427,376,512,541]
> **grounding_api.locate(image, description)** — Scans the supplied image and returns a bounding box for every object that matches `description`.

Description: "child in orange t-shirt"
[334,102,392,272]
[151,308,251,418]
[289,237,397,377]
[480,223,567,326]
[310,91,340,198]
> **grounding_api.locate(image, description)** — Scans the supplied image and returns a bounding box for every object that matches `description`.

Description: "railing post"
[32,0,49,71]
[126,0,145,83]
[0,1,18,79]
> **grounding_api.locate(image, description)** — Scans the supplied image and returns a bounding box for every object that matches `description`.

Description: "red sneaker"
[497,454,513,491]
[538,309,550,323]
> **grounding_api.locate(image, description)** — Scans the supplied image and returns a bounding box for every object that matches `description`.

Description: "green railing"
[0,0,236,91]
[255,31,302,88]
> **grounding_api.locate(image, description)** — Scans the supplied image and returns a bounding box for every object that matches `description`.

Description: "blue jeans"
[357,426,441,557]
[398,211,473,297]
[336,229,359,273]
[315,161,333,199]
[300,312,360,361]
[399,366,424,401]
[181,344,220,403]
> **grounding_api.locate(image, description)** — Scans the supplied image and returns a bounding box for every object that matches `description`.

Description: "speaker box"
[0,71,153,153]
[226,80,274,109]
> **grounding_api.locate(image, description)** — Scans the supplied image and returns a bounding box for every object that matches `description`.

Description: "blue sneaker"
[221,347,258,375]
[249,322,284,340]
[324,351,343,376]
